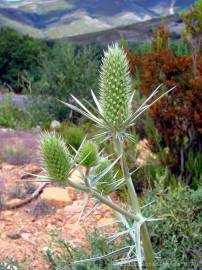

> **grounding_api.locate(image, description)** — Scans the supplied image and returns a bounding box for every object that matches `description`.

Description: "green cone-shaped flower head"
[40,132,71,181]
[99,43,132,130]
[96,159,114,195]
[77,140,98,168]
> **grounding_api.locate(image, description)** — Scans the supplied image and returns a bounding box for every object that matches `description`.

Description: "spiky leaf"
[96,159,114,195]
[40,132,71,181]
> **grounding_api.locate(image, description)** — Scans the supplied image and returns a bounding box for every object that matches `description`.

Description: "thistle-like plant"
[95,158,114,195]
[99,44,132,130]
[38,44,175,270]
[40,132,71,182]
[76,140,98,168]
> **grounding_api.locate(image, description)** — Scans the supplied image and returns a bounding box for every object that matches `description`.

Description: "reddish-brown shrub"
[127,25,202,176]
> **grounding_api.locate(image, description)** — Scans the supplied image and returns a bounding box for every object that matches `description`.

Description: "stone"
[98,217,115,226]
[7,233,21,240]
[135,139,157,166]
[64,205,82,214]
[69,167,85,184]
[41,187,72,207]
[3,210,14,217]
[50,120,61,130]
[1,163,16,171]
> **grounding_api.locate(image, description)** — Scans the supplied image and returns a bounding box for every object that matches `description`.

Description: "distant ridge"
[0,0,194,39]
[66,15,184,45]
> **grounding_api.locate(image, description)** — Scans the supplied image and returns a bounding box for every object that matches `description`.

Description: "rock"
[1,163,16,171]
[98,217,115,226]
[7,233,21,240]
[69,168,84,184]
[64,205,82,214]
[135,139,157,166]
[41,187,72,207]
[21,233,36,245]
[50,120,61,130]
[3,210,14,217]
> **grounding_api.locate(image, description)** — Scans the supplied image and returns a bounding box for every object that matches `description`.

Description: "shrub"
[192,186,202,206]
[0,28,45,93]
[39,44,170,269]
[142,186,202,269]
[0,260,19,270]
[26,95,55,128]
[0,95,29,129]
[0,144,32,165]
[59,124,84,150]
[126,25,202,181]
[36,42,99,101]
[43,186,202,270]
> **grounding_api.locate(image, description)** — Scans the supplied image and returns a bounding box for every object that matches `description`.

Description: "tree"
[37,42,99,100]
[0,28,45,93]
[181,0,202,77]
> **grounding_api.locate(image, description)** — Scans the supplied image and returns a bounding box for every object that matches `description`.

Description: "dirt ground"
[0,129,116,269]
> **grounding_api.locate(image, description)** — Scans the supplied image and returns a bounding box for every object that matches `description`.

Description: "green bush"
[186,150,202,189]
[192,186,202,206]
[27,95,56,128]
[0,144,32,165]
[0,260,19,270]
[59,124,84,150]
[44,230,129,270]
[43,186,201,270]
[142,186,202,269]
[36,42,99,101]
[0,95,32,129]
[0,28,45,93]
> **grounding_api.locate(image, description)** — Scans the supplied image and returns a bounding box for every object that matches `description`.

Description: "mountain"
[0,0,195,39]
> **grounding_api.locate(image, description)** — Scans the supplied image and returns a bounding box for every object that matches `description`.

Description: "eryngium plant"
[39,44,174,270]
[40,132,71,182]
[95,158,114,195]
[76,140,98,168]
[99,44,132,129]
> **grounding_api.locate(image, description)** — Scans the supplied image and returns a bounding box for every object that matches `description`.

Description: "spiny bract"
[40,132,71,181]
[77,140,98,168]
[99,43,132,130]
[96,159,114,195]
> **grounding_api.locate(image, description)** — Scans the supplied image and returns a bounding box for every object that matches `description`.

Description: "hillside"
[66,15,184,44]
[0,0,195,39]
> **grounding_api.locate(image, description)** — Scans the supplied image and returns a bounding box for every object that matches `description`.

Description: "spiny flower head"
[99,43,132,130]
[40,132,71,182]
[96,159,114,195]
[77,140,98,168]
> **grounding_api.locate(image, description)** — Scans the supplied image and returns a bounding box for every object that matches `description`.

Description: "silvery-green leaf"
[91,155,121,187]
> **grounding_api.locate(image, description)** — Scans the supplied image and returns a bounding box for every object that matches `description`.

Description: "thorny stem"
[113,134,155,270]
[66,176,137,220]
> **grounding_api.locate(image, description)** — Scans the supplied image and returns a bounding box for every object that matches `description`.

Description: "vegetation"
[38,43,180,270]
[0,143,32,165]
[0,28,45,93]
[59,124,84,150]
[126,24,202,186]
[36,42,99,100]
[0,95,32,129]
[0,3,201,269]
[44,186,202,270]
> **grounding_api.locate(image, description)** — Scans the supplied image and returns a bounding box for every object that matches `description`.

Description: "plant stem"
[66,177,137,220]
[113,135,155,270]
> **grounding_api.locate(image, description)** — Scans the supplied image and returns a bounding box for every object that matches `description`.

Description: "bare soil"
[0,129,115,269]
